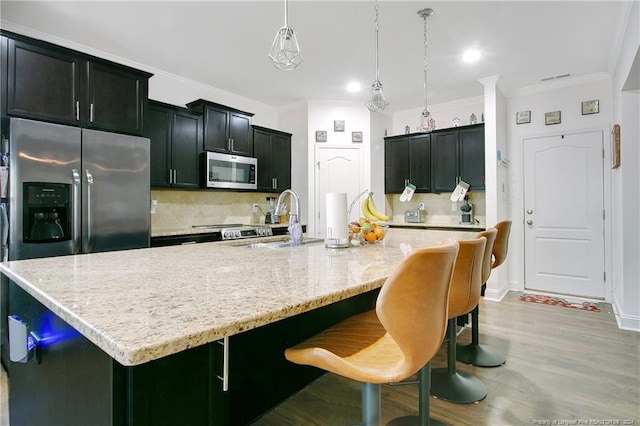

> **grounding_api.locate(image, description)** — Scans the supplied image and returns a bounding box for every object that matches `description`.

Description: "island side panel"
[8,281,114,426]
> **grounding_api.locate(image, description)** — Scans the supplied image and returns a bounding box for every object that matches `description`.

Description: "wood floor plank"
[253,291,640,426]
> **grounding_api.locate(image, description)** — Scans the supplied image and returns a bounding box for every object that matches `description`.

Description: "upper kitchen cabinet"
[186,99,254,156]
[1,30,151,136]
[431,124,485,192]
[146,100,203,188]
[253,125,291,192]
[384,134,432,194]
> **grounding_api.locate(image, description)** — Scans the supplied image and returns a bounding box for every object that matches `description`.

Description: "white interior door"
[315,146,363,238]
[523,130,605,298]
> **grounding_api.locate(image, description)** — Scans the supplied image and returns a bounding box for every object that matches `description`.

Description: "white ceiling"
[0,1,630,113]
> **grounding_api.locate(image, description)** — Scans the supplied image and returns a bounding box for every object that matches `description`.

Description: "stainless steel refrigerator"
[4,117,150,260]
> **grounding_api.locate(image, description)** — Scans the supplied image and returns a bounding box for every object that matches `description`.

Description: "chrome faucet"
[275,189,300,224]
[276,189,302,245]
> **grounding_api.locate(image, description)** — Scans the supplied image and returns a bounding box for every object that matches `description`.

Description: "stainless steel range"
[219,226,273,240]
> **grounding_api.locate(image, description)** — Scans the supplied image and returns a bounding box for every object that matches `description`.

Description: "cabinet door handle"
[173,169,177,184]
[89,103,95,123]
[272,178,277,189]
[216,337,229,392]
[75,101,80,121]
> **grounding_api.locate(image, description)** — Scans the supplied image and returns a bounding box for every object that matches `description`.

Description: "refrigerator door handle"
[85,169,94,253]
[72,169,81,254]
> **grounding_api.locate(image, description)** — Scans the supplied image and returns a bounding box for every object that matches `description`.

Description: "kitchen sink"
[241,237,325,249]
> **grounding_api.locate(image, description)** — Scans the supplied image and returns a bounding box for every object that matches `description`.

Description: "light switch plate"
[451,202,458,212]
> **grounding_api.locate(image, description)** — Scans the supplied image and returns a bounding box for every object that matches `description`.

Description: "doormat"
[520,292,600,312]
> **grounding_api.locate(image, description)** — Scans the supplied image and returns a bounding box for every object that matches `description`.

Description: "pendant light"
[268,0,303,71]
[416,8,434,132]
[365,0,388,112]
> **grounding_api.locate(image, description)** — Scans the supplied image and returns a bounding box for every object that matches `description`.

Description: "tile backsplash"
[151,190,277,230]
[151,189,486,232]
[385,192,486,227]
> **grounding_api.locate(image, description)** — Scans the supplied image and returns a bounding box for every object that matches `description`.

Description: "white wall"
[611,0,640,331]
[148,72,278,129]
[278,102,310,223]
[392,96,484,136]
[505,75,615,299]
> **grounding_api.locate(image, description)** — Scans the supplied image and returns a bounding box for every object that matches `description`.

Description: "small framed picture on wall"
[516,110,531,124]
[582,99,599,115]
[352,131,363,143]
[334,120,345,132]
[315,130,327,142]
[545,111,561,125]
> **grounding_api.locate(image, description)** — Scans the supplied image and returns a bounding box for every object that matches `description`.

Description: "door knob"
[526,220,533,225]
[526,209,533,215]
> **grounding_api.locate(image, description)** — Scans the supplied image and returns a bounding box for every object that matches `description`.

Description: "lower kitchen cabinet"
[7,280,377,425]
[253,125,292,192]
[146,100,203,188]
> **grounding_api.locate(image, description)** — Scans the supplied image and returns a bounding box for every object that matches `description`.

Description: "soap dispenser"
[288,214,303,246]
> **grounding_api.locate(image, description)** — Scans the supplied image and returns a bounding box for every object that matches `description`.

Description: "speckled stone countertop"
[388,222,485,231]
[1,228,475,367]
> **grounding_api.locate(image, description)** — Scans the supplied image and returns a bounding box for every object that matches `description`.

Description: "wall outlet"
[451,202,457,212]
[252,203,259,213]
[418,203,425,210]
[150,199,158,214]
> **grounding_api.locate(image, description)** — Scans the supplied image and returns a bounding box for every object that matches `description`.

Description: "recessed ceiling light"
[346,82,362,92]
[462,49,482,63]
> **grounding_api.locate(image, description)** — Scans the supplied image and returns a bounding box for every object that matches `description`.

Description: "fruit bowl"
[349,220,389,244]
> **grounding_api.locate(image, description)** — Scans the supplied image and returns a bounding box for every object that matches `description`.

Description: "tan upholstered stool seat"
[286,310,408,384]
[431,236,489,404]
[457,221,511,367]
[285,239,459,425]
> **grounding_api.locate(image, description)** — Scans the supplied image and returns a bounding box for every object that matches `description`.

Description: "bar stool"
[430,235,489,404]
[285,239,459,426]
[456,221,511,367]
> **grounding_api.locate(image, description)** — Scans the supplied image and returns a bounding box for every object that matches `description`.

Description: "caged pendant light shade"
[416,8,434,132]
[365,0,388,112]
[268,0,302,71]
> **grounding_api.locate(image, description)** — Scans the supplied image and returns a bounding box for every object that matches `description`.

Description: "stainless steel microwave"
[202,152,257,190]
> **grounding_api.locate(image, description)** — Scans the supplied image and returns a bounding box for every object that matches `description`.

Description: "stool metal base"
[456,342,506,367]
[456,305,506,367]
[430,368,487,404]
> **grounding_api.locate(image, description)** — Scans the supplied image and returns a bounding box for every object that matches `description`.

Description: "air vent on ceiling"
[541,73,571,82]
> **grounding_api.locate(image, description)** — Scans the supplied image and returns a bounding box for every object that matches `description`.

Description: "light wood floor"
[1,291,638,425]
[252,292,640,426]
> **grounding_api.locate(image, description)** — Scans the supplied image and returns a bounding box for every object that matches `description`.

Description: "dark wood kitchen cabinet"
[146,100,203,188]
[432,124,485,192]
[1,30,150,136]
[187,99,254,156]
[384,134,432,193]
[253,125,291,192]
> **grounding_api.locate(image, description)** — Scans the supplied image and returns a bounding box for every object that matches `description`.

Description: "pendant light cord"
[422,14,428,111]
[284,0,289,27]
[374,0,380,81]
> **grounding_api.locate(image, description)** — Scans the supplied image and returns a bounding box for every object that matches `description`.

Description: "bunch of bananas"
[361,192,389,222]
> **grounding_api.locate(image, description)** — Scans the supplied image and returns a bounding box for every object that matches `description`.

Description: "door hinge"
[318,211,321,220]
[604,271,606,282]
[317,161,320,169]
[603,209,606,220]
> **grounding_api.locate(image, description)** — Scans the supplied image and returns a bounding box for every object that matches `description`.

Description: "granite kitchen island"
[1,228,474,425]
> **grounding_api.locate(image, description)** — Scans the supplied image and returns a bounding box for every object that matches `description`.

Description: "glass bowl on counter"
[349,221,389,245]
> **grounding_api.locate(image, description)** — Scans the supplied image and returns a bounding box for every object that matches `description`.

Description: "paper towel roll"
[325,192,348,240]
